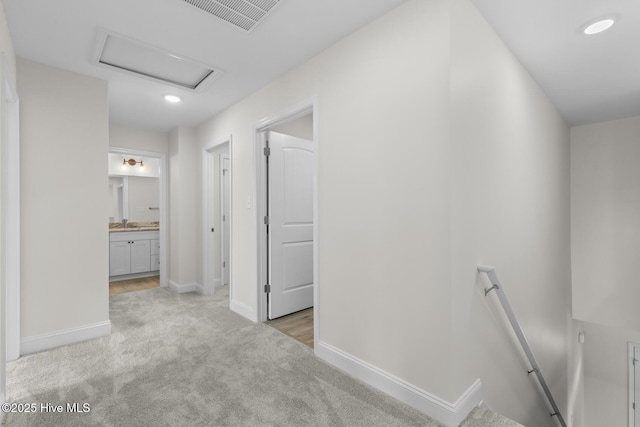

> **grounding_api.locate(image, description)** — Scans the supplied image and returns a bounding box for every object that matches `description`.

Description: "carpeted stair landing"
[3,287,522,427]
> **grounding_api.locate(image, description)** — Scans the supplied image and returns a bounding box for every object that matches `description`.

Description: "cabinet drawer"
[151,254,160,271]
[151,239,160,255]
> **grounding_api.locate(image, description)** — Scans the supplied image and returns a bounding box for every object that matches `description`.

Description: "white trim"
[220,154,231,289]
[168,280,197,294]
[2,53,20,363]
[213,278,222,288]
[20,321,111,356]
[315,341,483,427]
[109,271,160,282]
[0,391,5,424]
[194,282,205,294]
[253,97,317,325]
[202,135,232,298]
[109,147,168,289]
[230,299,256,322]
[629,342,639,427]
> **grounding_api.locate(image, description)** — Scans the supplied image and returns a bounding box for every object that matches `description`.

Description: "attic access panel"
[94,30,223,92]
[182,0,281,32]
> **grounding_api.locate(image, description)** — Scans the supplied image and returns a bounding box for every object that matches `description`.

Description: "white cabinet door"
[110,241,131,276]
[130,240,151,274]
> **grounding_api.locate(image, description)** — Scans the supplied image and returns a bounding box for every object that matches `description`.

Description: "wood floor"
[109,276,160,296]
[266,308,314,348]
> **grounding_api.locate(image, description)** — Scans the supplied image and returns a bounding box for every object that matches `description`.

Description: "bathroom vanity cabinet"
[109,230,159,278]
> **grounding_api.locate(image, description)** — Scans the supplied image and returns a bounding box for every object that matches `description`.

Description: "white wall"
[571,116,640,332]
[571,115,640,427]
[450,0,573,425]
[271,114,313,140]
[18,59,109,339]
[582,321,640,427]
[109,124,168,154]
[195,0,577,424]
[169,127,198,287]
[0,0,15,79]
[107,153,160,178]
[196,0,453,405]
[0,0,16,406]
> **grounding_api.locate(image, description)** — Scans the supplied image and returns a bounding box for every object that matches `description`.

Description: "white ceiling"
[471,0,640,126]
[5,0,639,131]
[4,0,409,132]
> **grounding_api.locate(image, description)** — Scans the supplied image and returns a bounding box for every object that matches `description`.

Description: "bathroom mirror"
[108,175,160,223]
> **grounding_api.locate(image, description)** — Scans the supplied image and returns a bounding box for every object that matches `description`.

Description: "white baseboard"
[109,271,159,282]
[194,282,205,294]
[230,299,256,322]
[213,278,222,288]
[21,320,111,356]
[168,280,197,294]
[315,341,482,427]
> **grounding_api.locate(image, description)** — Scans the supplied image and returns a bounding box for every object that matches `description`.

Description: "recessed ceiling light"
[584,19,615,35]
[164,95,181,103]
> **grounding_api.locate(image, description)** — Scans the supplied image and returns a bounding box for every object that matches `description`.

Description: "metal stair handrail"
[477,265,567,427]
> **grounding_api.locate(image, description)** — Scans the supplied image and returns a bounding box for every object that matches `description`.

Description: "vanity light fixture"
[584,18,615,35]
[123,158,144,168]
[164,94,181,103]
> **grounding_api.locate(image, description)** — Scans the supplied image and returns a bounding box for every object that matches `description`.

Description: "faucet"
[122,218,129,229]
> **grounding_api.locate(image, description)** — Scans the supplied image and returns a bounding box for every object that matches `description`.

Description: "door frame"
[221,154,231,286]
[108,147,168,288]
[253,98,318,344]
[630,342,640,427]
[2,54,20,364]
[202,135,233,296]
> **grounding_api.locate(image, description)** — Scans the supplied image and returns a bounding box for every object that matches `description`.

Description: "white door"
[222,156,231,286]
[267,131,314,319]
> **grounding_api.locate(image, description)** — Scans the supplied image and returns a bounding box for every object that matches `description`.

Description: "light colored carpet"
[4,286,446,426]
[459,406,524,427]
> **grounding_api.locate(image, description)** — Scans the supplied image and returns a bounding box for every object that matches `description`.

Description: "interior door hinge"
[264,215,270,225]
[264,284,271,293]
[263,146,270,156]
[223,215,225,222]
[223,261,226,268]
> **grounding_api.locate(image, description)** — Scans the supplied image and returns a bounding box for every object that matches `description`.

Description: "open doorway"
[202,136,232,298]
[255,102,317,349]
[107,148,168,294]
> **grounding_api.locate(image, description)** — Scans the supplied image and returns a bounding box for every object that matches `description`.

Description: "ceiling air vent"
[183,0,281,32]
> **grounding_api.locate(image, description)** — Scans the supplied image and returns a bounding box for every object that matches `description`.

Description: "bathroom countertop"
[109,222,160,233]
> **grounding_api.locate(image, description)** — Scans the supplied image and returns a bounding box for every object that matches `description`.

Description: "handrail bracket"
[484,284,499,296]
